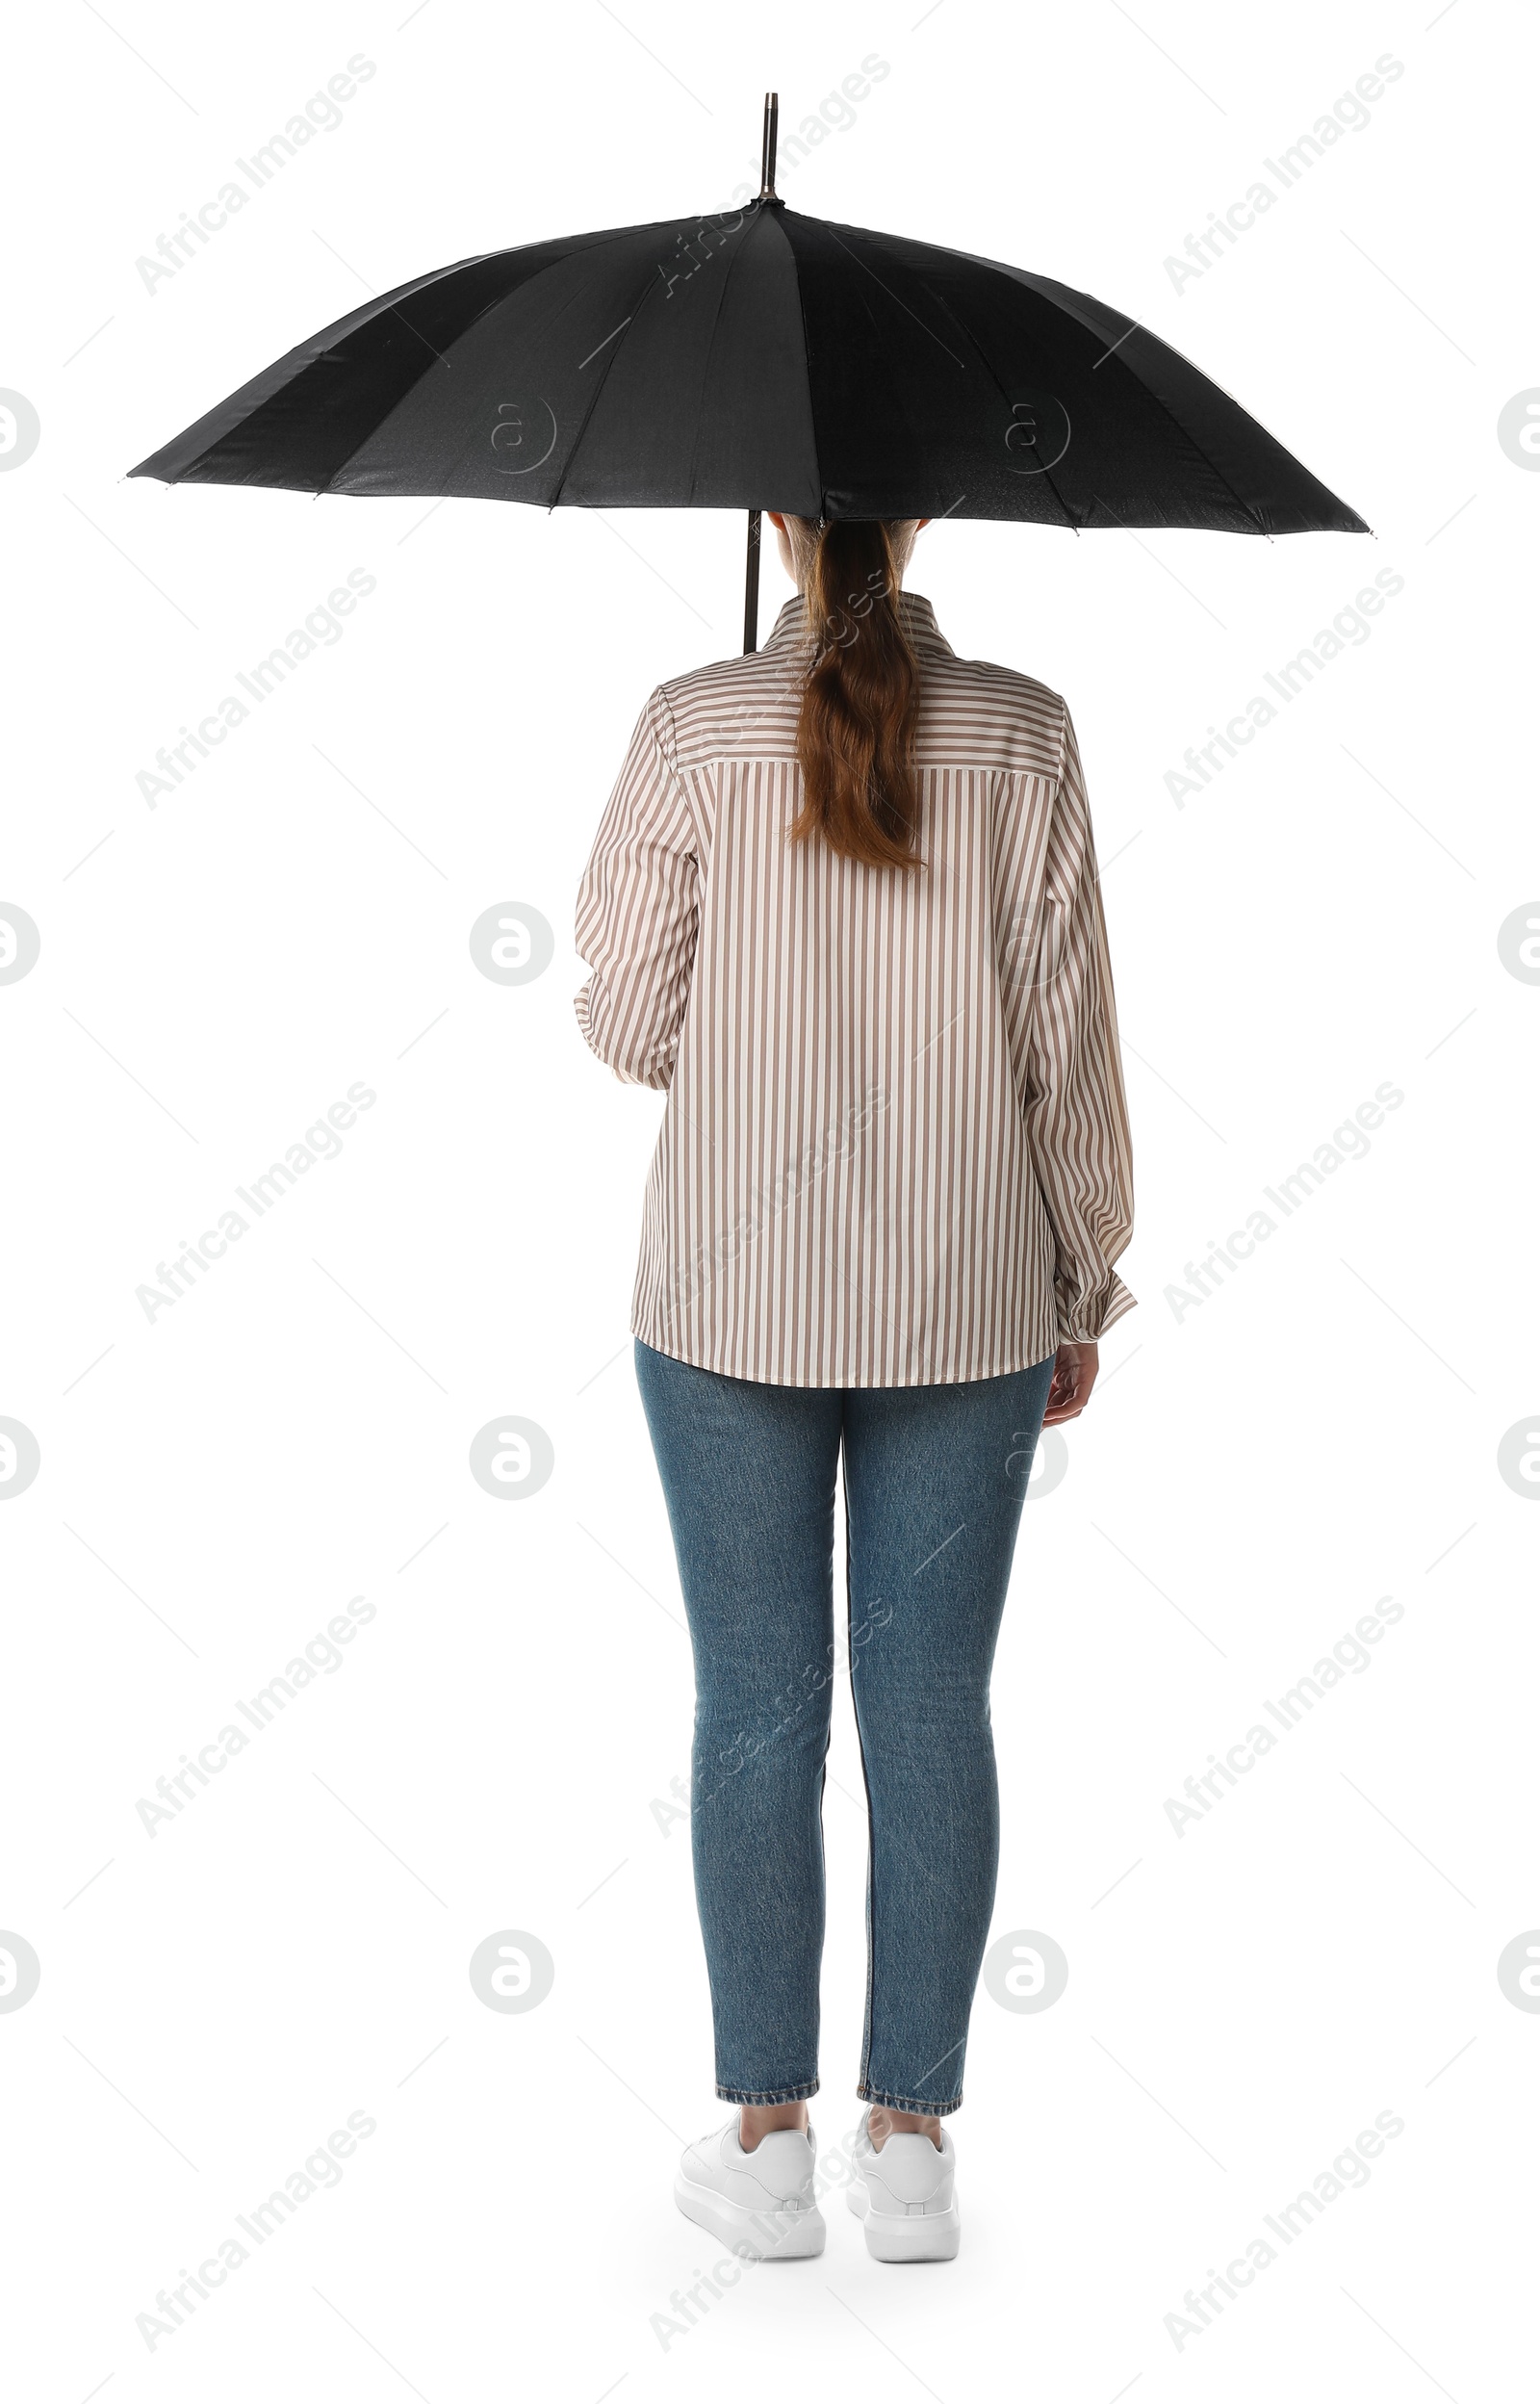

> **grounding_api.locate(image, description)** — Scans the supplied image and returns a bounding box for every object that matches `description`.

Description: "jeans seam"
[715,2080,820,2105]
[858,2082,963,2115]
[844,1458,879,2101]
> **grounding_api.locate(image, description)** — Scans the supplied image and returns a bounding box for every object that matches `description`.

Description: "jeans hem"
[716,2079,820,2106]
[858,2082,962,2116]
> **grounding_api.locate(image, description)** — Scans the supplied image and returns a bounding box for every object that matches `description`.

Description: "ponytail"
[787,519,923,870]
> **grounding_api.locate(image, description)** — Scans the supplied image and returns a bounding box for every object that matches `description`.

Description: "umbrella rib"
[303,247,545,492]
[991,269,1270,535]
[314,223,673,499]
[798,220,1007,525]
[547,246,679,511]
[141,245,500,489]
[308,237,507,384]
[771,208,826,517]
[1088,316,1270,535]
[423,224,693,504]
[817,220,967,371]
[318,269,526,496]
[922,241,1279,535]
[923,282,1081,531]
[812,220,1084,528]
[683,203,774,507]
[840,271,931,516]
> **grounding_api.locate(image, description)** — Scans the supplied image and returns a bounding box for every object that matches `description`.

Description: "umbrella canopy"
[130,216,1367,532]
[129,95,1367,643]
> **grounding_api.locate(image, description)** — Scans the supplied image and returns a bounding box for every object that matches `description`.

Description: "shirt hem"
[629,1323,1069,1390]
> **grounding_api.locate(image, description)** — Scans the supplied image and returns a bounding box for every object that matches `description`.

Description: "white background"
[3,0,1536,2397]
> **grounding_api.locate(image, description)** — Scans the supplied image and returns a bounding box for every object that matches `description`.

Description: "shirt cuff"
[573,977,676,1089]
[1056,1271,1137,1346]
[573,979,597,1050]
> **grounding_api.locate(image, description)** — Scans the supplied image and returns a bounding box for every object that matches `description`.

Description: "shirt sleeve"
[1020,703,1137,1343]
[573,687,700,1091]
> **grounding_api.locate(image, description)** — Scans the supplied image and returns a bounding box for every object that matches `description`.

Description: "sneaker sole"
[846,2183,961,2262]
[674,2172,826,2260]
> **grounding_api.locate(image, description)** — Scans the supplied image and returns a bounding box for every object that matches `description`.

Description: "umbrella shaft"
[743,508,761,655]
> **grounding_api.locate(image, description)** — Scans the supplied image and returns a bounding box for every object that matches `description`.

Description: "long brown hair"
[786,518,924,870]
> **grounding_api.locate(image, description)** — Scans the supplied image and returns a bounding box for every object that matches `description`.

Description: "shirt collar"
[762,589,954,661]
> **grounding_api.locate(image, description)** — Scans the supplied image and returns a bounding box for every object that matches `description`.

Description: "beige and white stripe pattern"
[574,591,1135,1387]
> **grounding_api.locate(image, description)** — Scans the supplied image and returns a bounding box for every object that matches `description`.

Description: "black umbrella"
[130,94,1369,651]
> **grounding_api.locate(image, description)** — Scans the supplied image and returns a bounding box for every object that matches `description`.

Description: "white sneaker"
[675,2117,826,2260]
[846,2107,961,2261]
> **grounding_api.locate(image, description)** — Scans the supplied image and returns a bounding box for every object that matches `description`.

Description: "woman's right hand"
[1041,1341,1098,1426]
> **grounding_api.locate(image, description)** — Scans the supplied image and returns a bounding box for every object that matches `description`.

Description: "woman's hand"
[1042,1340,1098,1426]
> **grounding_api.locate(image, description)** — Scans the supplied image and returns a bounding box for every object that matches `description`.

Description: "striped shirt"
[574,590,1135,1388]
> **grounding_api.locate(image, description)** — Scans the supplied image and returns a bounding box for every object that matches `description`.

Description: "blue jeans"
[633,1337,1056,2116]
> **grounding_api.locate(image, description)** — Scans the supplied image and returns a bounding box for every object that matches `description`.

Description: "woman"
[574,512,1134,2263]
